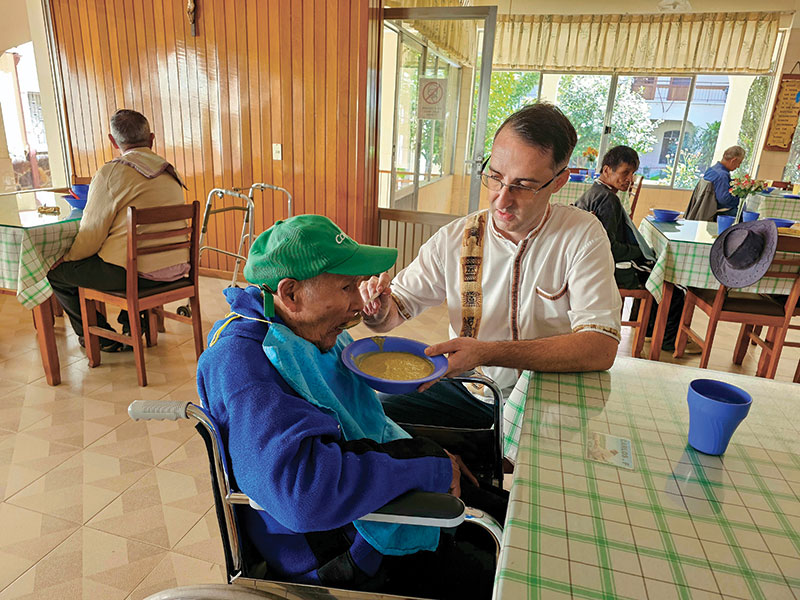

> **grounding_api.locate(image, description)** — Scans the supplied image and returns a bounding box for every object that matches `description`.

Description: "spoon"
[340,291,381,330]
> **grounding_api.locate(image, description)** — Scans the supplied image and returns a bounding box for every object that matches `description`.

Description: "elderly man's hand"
[418,337,487,392]
[444,450,478,498]
[359,272,392,321]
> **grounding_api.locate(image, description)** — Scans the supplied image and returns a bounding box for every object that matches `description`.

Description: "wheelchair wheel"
[177,305,191,317]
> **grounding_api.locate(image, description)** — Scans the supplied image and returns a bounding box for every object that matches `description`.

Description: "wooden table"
[494,358,800,599]
[0,191,81,385]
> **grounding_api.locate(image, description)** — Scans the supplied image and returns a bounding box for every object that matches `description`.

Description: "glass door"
[380,6,496,216]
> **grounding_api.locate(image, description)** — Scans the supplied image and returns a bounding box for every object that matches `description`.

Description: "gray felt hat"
[710,220,778,288]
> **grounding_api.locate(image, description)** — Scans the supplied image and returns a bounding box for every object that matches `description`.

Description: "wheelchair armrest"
[229,490,465,528]
[359,491,465,528]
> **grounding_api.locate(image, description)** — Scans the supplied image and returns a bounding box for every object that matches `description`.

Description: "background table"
[748,193,800,222]
[637,218,797,360]
[495,358,800,599]
[0,191,81,384]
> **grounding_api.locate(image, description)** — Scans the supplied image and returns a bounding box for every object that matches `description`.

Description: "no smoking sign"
[418,77,447,120]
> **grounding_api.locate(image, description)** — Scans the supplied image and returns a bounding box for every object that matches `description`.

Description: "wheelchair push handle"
[128,401,191,422]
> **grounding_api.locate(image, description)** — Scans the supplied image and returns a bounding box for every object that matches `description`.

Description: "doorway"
[378,6,496,218]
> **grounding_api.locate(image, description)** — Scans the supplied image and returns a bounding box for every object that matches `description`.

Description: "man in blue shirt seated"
[703,146,745,216]
[197,214,506,599]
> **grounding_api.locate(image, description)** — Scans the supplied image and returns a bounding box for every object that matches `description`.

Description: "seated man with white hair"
[703,145,746,217]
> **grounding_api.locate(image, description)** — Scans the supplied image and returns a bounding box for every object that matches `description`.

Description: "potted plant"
[729,174,766,222]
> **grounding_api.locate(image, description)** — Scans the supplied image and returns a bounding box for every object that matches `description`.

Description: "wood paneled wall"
[49,0,382,273]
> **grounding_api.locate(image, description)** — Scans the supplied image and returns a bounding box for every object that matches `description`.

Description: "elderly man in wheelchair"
[184,215,506,599]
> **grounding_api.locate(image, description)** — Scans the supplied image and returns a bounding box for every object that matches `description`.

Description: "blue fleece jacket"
[196,286,452,586]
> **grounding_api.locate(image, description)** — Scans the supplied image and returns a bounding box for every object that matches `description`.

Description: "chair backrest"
[628,175,644,218]
[125,201,200,298]
[715,235,800,322]
[772,180,791,190]
[762,235,800,319]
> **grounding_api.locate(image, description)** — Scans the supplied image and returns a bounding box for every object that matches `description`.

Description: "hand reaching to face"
[359,272,393,322]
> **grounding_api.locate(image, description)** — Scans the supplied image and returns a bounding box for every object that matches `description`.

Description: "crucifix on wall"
[187,0,197,36]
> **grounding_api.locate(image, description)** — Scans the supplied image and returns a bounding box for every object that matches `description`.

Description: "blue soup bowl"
[63,194,86,211]
[652,209,681,222]
[342,336,448,394]
[568,173,586,182]
[687,379,751,455]
[768,217,795,228]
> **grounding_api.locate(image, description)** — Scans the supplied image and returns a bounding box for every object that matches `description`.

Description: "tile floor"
[0,278,797,598]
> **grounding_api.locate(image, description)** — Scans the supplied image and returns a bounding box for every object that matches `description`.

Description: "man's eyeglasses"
[480,156,566,200]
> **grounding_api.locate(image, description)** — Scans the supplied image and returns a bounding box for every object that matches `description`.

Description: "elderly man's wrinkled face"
[602,162,638,193]
[293,273,365,352]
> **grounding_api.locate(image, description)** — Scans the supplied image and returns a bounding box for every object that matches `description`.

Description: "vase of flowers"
[729,175,766,223]
[582,146,598,176]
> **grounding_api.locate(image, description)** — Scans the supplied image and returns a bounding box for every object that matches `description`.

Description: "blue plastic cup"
[742,211,759,222]
[717,215,735,234]
[687,379,751,455]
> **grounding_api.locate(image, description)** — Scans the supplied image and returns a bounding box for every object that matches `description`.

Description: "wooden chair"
[619,287,653,358]
[771,181,791,190]
[628,175,644,219]
[674,235,800,377]
[78,201,204,386]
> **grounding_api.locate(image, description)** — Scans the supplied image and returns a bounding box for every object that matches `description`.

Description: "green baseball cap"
[244,214,398,316]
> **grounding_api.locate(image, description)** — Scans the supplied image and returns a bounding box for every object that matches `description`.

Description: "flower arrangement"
[729,174,766,199]
[582,147,598,164]
[729,174,767,222]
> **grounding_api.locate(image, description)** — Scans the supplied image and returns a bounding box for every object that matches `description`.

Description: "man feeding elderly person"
[360,103,622,432]
[197,214,507,599]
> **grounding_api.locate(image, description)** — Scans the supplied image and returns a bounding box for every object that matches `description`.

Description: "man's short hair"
[110,109,151,148]
[601,145,640,172]
[722,146,745,161]
[495,103,577,169]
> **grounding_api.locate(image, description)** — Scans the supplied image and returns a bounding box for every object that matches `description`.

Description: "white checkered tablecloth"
[550,181,630,212]
[748,193,800,221]
[0,221,79,309]
[495,358,800,599]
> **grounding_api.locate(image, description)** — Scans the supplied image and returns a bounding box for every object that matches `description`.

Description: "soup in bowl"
[342,336,448,393]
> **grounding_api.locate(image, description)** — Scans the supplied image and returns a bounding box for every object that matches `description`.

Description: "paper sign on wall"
[418,78,447,120]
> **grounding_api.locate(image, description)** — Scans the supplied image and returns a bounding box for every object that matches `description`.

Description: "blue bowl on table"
[767,217,795,228]
[687,379,751,455]
[66,184,90,210]
[651,209,681,222]
[342,336,448,394]
[762,186,775,194]
[568,173,587,182]
[62,194,86,211]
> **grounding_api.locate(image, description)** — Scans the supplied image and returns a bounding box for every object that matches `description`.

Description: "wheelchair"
[128,375,504,600]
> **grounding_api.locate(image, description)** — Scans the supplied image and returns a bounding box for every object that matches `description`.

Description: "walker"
[177,183,292,317]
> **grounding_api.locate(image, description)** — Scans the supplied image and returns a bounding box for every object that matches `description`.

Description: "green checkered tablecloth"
[0,221,79,309]
[637,218,796,304]
[550,181,630,212]
[746,193,800,222]
[494,358,800,599]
